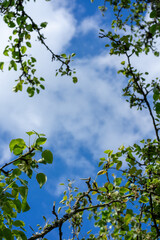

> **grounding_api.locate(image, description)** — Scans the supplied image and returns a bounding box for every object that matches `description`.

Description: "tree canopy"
[0,0,160,239]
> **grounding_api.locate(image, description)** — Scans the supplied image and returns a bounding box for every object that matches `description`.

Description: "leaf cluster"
[0,131,53,239]
[0,0,77,97]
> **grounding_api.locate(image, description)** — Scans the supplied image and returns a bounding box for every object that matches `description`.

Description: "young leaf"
[9,138,26,153]
[26,131,35,136]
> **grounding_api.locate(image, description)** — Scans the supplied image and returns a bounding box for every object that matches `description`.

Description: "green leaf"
[97,170,107,175]
[40,84,45,90]
[155,102,160,114]
[36,137,47,146]
[0,62,4,71]
[139,196,149,203]
[36,173,47,188]
[9,60,17,71]
[0,182,6,187]
[13,220,25,227]
[40,22,48,28]
[92,191,97,195]
[21,200,30,212]
[26,42,31,48]
[9,138,26,153]
[153,88,159,101]
[13,146,24,155]
[16,82,23,92]
[120,187,129,194]
[13,199,22,213]
[2,228,12,240]
[63,195,67,201]
[12,168,21,177]
[26,24,33,31]
[99,187,107,192]
[31,57,36,63]
[42,150,53,164]
[3,201,14,215]
[27,87,35,97]
[12,230,27,240]
[21,46,27,54]
[149,24,157,35]
[116,161,122,170]
[114,177,122,186]
[26,131,35,136]
[26,169,33,178]
[154,51,159,57]
[72,76,78,83]
[61,53,67,58]
[108,183,113,191]
[58,207,61,213]
[124,214,132,225]
[98,161,104,167]
[104,150,111,154]
[0,174,5,180]
[129,166,137,174]
[19,186,28,199]
[150,10,157,18]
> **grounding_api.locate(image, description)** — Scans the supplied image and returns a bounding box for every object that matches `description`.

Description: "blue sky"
[0,0,158,239]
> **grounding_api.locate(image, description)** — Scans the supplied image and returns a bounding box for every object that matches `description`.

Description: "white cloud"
[0,52,154,175]
[46,168,93,197]
[0,143,12,165]
[78,15,101,35]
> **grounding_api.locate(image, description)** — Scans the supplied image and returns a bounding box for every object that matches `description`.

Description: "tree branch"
[149,193,160,237]
[28,194,134,240]
[126,52,160,142]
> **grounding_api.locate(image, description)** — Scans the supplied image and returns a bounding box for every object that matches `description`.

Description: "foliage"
[0,0,77,97]
[0,131,53,239]
[1,0,160,240]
